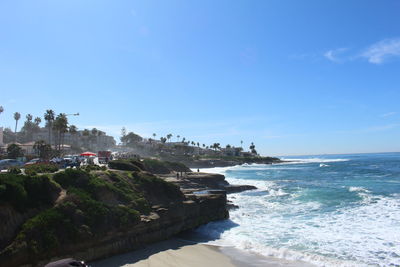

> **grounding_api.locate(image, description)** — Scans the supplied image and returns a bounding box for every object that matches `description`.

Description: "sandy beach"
[90,238,313,267]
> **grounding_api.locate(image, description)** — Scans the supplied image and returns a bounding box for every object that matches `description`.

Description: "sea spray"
[195,153,400,266]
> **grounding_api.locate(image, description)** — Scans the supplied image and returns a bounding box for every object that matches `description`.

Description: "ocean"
[194,153,400,266]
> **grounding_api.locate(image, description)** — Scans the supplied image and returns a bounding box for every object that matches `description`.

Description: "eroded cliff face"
[0,170,228,267]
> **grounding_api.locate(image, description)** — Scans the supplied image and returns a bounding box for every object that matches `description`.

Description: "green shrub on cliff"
[131,171,184,202]
[127,159,145,170]
[53,168,93,189]
[54,168,151,214]
[17,194,141,255]
[81,165,107,172]
[0,173,61,211]
[7,167,22,174]
[2,168,185,262]
[15,169,145,256]
[17,207,75,253]
[142,159,191,174]
[109,158,191,174]
[108,160,141,171]
[25,164,59,176]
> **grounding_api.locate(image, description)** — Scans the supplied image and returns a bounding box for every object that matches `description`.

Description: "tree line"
[120,127,257,154]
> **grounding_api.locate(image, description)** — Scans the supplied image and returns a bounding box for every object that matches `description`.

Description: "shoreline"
[90,238,313,267]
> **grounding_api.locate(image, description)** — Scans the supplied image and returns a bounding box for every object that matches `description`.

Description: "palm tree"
[249,142,256,153]
[177,135,180,142]
[153,133,156,140]
[69,125,78,145]
[0,106,4,143]
[13,112,21,142]
[44,110,55,145]
[91,128,98,136]
[212,143,221,151]
[26,114,33,122]
[69,125,77,134]
[240,140,243,148]
[53,113,68,152]
[166,133,173,142]
[34,117,41,126]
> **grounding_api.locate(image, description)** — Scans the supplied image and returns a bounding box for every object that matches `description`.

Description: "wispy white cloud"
[319,38,400,64]
[361,38,400,64]
[381,112,397,118]
[323,48,348,63]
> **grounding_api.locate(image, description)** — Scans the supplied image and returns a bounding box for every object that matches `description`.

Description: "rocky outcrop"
[224,185,257,193]
[168,172,257,194]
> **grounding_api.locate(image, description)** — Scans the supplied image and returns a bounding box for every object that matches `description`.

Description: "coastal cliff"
[0,167,229,267]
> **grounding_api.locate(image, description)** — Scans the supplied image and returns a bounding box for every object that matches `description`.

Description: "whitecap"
[281,158,350,164]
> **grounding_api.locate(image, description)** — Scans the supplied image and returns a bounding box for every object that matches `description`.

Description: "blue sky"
[0,0,400,156]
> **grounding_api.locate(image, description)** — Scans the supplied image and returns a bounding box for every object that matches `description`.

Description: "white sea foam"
[197,164,307,176]
[281,158,350,164]
[348,186,370,193]
[196,183,400,266]
[196,158,349,174]
[194,156,400,266]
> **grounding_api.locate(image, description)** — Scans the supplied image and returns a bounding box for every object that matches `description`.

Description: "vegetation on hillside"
[0,173,60,212]
[0,168,183,259]
[24,164,59,176]
[108,158,191,174]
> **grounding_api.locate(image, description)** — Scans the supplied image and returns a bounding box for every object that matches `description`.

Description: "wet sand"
[90,238,314,267]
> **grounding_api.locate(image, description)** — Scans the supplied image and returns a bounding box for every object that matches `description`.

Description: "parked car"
[44,258,88,267]
[63,157,81,168]
[24,158,51,166]
[0,159,24,170]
